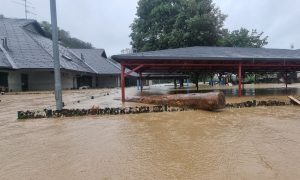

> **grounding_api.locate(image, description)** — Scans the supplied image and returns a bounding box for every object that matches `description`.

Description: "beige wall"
[1,70,77,92]
[96,75,120,88]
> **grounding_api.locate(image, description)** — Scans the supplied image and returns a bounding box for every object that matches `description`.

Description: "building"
[71,49,121,88]
[0,18,134,92]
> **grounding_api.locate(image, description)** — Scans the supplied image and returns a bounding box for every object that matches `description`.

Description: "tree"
[190,72,200,91]
[219,28,268,48]
[130,0,270,86]
[39,21,93,49]
[130,0,227,52]
[0,14,5,19]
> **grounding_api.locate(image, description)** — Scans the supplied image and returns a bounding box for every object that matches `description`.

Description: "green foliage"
[130,0,227,52]
[244,73,256,84]
[39,21,93,49]
[130,0,270,85]
[0,14,4,19]
[130,1,269,51]
[219,28,268,48]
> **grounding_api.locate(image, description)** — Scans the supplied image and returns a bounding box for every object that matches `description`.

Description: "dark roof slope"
[71,49,120,75]
[0,18,94,73]
[112,46,300,62]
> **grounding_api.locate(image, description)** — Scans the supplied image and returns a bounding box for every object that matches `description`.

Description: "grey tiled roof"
[71,49,121,75]
[0,18,94,73]
[106,58,138,77]
[112,46,300,61]
[0,50,11,68]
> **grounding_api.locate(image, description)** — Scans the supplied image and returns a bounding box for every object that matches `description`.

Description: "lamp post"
[50,0,63,110]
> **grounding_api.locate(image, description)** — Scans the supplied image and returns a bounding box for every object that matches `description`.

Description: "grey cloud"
[1,0,300,56]
[214,0,300,49]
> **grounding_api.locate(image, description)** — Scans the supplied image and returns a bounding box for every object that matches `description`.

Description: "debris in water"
[226,100,288,108]
[127,92,226,111]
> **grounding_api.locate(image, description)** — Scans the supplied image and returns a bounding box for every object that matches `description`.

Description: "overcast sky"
[1,0,300,56]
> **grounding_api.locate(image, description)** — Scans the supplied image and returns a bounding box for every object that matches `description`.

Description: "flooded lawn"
[0,85,300,179]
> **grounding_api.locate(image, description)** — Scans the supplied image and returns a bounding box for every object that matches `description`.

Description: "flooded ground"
[0,84,300,179]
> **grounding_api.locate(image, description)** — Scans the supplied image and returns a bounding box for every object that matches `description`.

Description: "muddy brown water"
[0,85,300,179]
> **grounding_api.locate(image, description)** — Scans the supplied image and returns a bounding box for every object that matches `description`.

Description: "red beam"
[124,63,300,67]
[124,64,144,77]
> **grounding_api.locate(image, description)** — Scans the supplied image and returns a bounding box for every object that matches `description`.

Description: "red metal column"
[139,73,143,93]
[285,71,288,94]
[121,64,125,102]
[238,63,242,97]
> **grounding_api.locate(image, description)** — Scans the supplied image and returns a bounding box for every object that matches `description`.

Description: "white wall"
[61,72,75,90]
[28,71,54,91]
[8,71,22,91]
[1,70,78,92]
[28,71,76,91]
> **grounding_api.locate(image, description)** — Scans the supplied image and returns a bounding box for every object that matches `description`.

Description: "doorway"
[0,72,8,91]
[77,76,93,88]
[21,74,28,91]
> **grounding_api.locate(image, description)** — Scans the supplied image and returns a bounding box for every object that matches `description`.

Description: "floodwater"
[1,85,300,179]
[142,83,300,97]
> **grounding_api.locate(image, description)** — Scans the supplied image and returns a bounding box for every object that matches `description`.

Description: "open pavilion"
[112,46,300,102]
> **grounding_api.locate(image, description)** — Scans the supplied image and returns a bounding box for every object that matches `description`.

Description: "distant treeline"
[39,21,93,49]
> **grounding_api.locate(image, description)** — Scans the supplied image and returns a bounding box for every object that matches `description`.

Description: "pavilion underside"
[112,46,300,102]
[117,59,300,102]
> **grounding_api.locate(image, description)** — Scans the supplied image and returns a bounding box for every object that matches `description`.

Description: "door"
[77,76,93,88]
[21,74,28,91]
[0,72,8,91]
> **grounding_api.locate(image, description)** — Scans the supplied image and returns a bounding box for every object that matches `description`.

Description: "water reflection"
[138,84,300,97]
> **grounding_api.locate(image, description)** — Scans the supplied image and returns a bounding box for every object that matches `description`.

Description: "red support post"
[238,63,242,97]
[285,71,288,94]
[139,73,143,93]
[121,64,125,102]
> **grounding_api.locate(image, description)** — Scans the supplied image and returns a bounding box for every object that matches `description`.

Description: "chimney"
[1,37,8,50]
[80,53,85,61]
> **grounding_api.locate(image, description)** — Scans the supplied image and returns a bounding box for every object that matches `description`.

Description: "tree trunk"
[180,79,184,88]
[127,92,226,111]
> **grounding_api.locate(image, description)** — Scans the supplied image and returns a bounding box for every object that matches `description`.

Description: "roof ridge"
[68,49,98,74]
